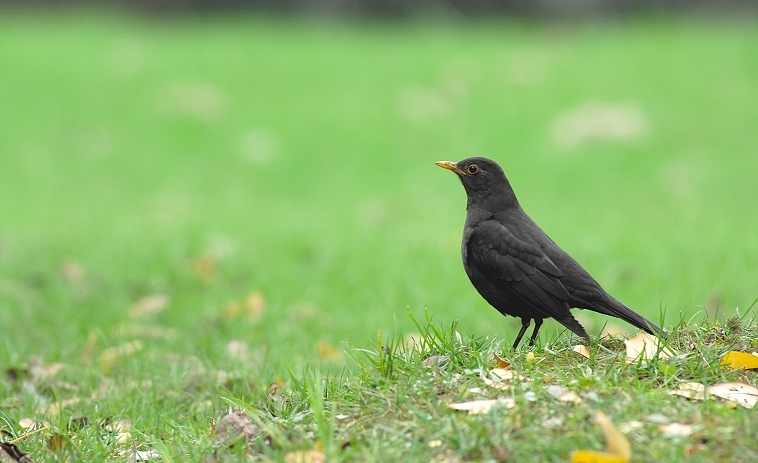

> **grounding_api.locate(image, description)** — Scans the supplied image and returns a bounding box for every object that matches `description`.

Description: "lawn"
[0,10,757,462]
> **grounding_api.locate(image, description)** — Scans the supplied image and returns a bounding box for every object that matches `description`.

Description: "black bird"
[436,157,662,348]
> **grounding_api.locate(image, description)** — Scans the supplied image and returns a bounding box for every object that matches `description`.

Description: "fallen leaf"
[624,332,675,363]
[18,419,36,430]
[284,449,326,463]
[571,450,627,463]
[707,382,758,409]
[216,410,260,446]
[128,294,170,318]
[573,345,591,359]
[668,382,706,400]
[481,368,519,390]
[546,385,582,403]
[591,411,631,460]
[720,351,758,370]
[447,398,515,415]
[493,352,510,368]
[658,422,695,437]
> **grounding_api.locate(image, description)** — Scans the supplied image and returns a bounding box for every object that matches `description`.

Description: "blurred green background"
[1,11,757,370]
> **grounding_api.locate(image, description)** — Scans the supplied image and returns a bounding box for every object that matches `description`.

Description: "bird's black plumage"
[436,157,661,348]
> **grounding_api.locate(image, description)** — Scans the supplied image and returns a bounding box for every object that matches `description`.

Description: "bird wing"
[466,220,572,319]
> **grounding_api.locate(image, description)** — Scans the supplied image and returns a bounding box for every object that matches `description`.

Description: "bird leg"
[528,319,543,346]
[512,319,531,349]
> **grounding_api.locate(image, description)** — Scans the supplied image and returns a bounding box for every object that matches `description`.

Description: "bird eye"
[467,164,479,174]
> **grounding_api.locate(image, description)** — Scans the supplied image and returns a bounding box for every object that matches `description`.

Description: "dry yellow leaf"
[546,385,583,404]
[128,294,170,318]
[447,398,516,414]
[493,352,511,368]
[481,368,519,390]
[707,382,758,409]
[594,411,631,459]
[571,450,628,463]
[624,332,675,363]
[720,351,758,370]
[573,345,591,359]
[284,449,326,463]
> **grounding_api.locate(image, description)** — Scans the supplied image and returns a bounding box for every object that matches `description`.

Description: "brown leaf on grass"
[216,411,260,446]
[707,382,758,409]
[571,411,631,463]
[128,295,170,318]
[670,382,758,409]
[481,368,519,390]
[0,442,32,463]
[720,351,758,370]
[447,398,516,415]
[18,419,36,431]
[546,385,583,404]
[573,345,591,359]
[668,382,706,400]
[493,352,511,368]
[624,332,675,363]
[284,449,326,463]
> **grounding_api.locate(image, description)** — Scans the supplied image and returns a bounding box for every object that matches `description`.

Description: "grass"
[0,9,757,462]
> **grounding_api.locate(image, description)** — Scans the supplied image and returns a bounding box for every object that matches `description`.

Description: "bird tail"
[594,297,662,336]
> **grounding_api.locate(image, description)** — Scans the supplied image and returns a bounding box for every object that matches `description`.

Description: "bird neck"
[466,184,519,212]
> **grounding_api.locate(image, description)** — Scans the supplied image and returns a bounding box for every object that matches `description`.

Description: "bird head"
[435,157,518,208]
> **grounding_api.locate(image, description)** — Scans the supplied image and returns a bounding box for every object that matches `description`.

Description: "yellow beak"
[435,161,463,175]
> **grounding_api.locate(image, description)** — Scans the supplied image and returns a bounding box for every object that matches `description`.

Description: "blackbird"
[436,157,662,348]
